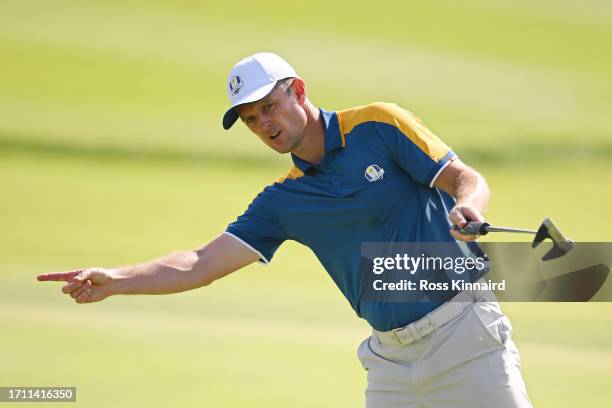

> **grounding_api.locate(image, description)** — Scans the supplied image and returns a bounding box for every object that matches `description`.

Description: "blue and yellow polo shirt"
[225,102,462,331]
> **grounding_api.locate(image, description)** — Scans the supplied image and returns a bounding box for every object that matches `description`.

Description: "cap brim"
[222,81,277,130]
[222,108,239,130]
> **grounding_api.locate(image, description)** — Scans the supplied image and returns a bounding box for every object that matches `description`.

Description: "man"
[38,52,532,407]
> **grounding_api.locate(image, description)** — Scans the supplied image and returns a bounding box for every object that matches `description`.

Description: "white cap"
[222,52,297,130]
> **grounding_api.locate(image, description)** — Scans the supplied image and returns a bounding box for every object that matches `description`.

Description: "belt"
[372,288,479,346]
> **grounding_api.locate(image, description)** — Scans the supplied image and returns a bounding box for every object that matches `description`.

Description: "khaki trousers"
[357,301,532,408]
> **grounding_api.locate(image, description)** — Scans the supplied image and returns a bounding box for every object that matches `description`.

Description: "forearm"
[38,234,257,303]
[108,250,208,295]
[103,234,259,297]
[451,166,490,214]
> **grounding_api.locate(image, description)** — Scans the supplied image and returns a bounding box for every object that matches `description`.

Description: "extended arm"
[37,234,260,303]
[433,158,490,241]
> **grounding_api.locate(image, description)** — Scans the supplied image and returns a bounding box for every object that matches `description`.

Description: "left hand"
[449,204,485,242]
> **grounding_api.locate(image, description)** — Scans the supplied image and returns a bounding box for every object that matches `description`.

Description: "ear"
[292,78,307,105]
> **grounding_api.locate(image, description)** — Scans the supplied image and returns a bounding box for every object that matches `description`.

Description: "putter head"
[531,218,574,261]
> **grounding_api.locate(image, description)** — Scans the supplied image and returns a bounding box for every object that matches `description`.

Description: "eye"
[262,103,273,113]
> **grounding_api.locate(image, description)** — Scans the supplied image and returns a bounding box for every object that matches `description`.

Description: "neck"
[291,101,325,164]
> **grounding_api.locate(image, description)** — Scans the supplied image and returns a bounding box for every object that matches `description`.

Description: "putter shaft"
[484,226,537,234]
[456,219,573,262]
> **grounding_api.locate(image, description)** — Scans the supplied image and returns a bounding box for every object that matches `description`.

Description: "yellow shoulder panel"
[277,166,305,183]
[336,102,450,161]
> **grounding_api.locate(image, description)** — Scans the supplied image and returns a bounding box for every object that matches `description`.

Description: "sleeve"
[379,104,457,187]
[224,186,287,265]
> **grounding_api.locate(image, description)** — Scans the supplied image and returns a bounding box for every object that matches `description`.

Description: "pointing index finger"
[37,270,83,282]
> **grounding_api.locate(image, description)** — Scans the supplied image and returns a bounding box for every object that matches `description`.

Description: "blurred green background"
[1,0,611,407]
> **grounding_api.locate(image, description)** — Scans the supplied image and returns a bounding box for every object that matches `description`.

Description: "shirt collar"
[291,108,343,173]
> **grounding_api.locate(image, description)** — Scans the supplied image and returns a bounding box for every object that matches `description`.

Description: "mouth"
[270,130,281,141]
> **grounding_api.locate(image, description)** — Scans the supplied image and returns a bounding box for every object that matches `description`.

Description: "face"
[236,81,308,154]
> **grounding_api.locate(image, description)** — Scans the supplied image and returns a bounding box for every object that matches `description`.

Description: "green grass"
[2,154,612,407]
[1,0,612,406]
[2,0,612,155]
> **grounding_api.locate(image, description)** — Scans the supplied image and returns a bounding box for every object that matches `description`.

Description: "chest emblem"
[364,164,385,182]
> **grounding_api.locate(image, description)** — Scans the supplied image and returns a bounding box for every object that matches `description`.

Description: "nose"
[258,113,273,132]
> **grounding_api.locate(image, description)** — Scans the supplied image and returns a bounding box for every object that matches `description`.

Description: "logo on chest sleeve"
[364,164,385,182]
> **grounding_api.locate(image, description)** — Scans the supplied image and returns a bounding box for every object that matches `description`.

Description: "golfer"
[38,52,532,408]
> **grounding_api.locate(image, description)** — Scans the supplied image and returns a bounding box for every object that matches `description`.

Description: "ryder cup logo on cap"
[229,75,243,95]
[222,52,298,130]
[365,164,385,182]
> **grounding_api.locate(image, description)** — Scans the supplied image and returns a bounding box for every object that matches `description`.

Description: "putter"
[453,218,574,261]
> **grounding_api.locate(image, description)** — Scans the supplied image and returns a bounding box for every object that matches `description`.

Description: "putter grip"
[453,222,490,236]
